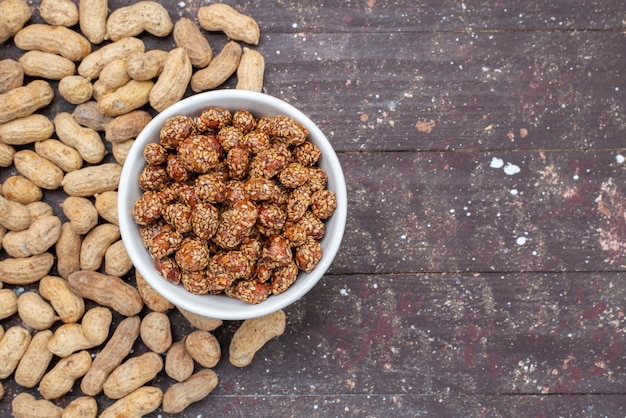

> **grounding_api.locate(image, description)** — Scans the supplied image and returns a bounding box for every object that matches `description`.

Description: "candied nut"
[278,162,310,188]
[307,166,328,193]
[212,202,256,250]
[295,238,323,272]
[163,202,193,233]
[244,178,281,201]
[226,147,250,180]
[261,235,292,269]
[147,224,183,258]
[241,130,269,154]
[283,221,307,247]
[160,115,195,149]
[217,125,243,151]
[132,191,165,225]
[198,107,232,132]
[175,237,209,272]
[154,256,181,284]
[214,250,254,280]
[143,142,168,164]
[226,279,269,304]
[286,185,311,222]
[196,173,226,203]
[191,202,219,240]
[239,235,263,262]
[249,147,289,178]
[178,134,220,173]
[270,262,299,295]
[181,269,209,294]
[257,202,286,231]
[139,163,170,191]
[293,141,321,166]
[166,154,192,183]
[205,257,236,291]
[311,189,337,219]
[232,109,256,134]
[270,115,308,146]
[224,180,248,206]
[298,210,326,240]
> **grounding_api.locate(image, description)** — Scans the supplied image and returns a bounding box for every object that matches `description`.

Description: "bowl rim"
[118,90,347,320]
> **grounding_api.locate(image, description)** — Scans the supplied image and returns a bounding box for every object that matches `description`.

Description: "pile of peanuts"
[0,0,295,416]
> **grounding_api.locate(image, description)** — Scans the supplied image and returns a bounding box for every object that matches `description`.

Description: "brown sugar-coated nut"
[134,110,335,303]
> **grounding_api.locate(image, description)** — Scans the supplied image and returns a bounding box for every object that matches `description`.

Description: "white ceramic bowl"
[118,90,347,320]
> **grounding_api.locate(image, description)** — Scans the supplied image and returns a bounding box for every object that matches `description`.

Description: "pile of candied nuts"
[131,107,337,304]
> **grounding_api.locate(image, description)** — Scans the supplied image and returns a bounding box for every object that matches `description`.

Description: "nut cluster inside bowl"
[119,90,347,320]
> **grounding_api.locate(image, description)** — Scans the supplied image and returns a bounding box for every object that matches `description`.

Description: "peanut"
[78,37,145,80]
[55,223,82,279]
[177,306,223,331]
[72,101,113,131]
[97,79,154,117]
[174,17,213,68]
[0,80,54,124]
[0,194,32,231]
[39,350,92,400]
[103,352,164,399]
[68,270,144,316]
[0,253,54,284]
[62,163,123,197]
[47,306,112,357]
[3,215,62,258]
[79,0,108,44]
[0,58,24,93]
[104,239,132,276]
[19,50,76,80]
[14,149,64,190]
[0,325,31,379]
[58,75,93,105]
[2,175,42,204]
[14,330,54,388]
[163,369,218,414]
[17,291,59,330]
[35,139,84,173]
[185,330,221,368]
[60,196,99,235]
[105,1,173,41]
[39,275,85,323]
[14,24,91,62]
[81,315,140,396]
[99,386,163,418]
[92,58,131,101]
[27,201,53,219]
[165,339,194,382]
[0,0,31,44]
[150,47,192,112]
[198,4,260,45]
[94,191,119,225]
[229,309,286,367]
[11,393,63,418]
[111,138,134,165]
[236,47,265,92]
[80,223,121,270]
[136,270,174,312]
[54,112,106,164]
[0,225,5,252]
[39,0,79,27]
[125,49,168,81]
[140,311,172,354]
[0,288,17,319]
[62,396,98,418]
[105,110,152,143]
[190,40,242,93]
[0,114,54,145]
[0,143,15,167]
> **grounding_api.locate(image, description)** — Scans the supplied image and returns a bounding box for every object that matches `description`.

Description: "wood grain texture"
[1,0,625,417]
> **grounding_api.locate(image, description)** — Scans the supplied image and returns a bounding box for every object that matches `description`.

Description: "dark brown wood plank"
[3,31,624,153]
[335,149,626,274]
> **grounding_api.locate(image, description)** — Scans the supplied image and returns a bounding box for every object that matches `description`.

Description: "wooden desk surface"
[1,1,626,416]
